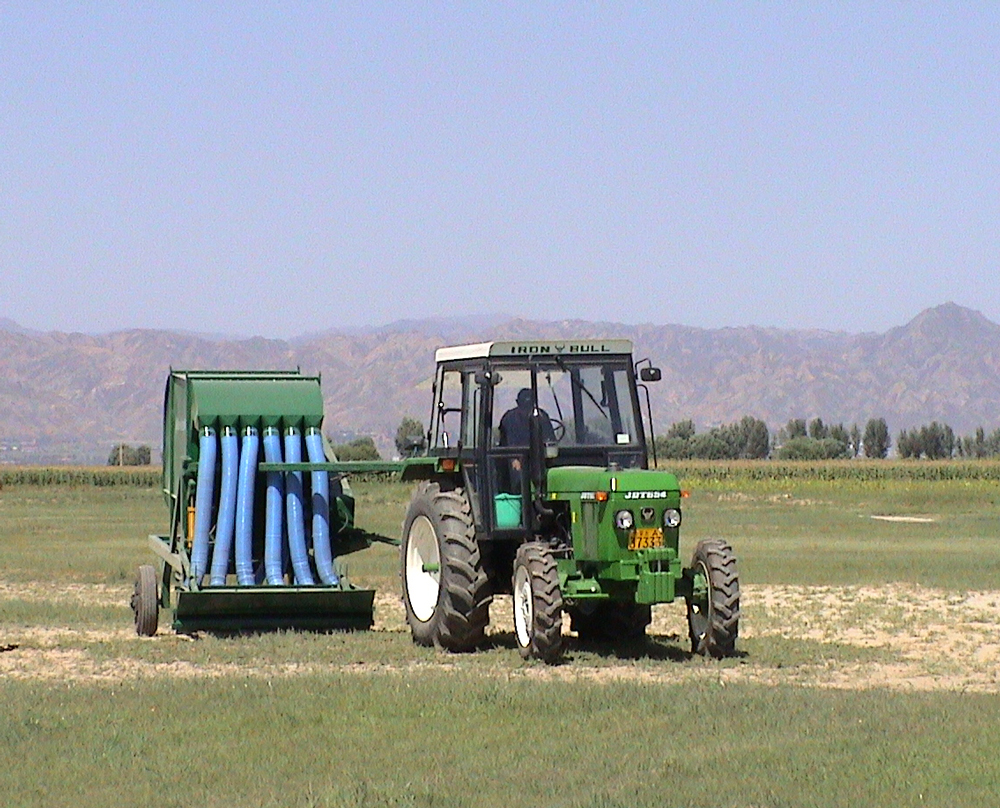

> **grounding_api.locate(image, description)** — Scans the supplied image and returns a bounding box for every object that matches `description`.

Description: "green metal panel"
[581,499,599,558]
[258,460,405,474]
[546,465,680,495]
[188,375,324,431]
[161,369,324,508]
[173,586,375,632]
[546,465,684,606]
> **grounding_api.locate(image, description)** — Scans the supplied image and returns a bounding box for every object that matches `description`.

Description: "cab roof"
[435,339,633,363]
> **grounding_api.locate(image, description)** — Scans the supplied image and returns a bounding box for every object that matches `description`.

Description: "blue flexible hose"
[306,428,339,585]
[284,428,315,585]
[209,426,239,586]
[262,427,285,585]
[234,426,259,586]
[190,426,217,585]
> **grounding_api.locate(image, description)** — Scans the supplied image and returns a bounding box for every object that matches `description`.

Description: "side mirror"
[639,367,662,383]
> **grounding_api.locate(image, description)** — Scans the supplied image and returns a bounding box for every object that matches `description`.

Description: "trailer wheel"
[401,481,491,651]
[132,564,159,637]
[686,539,740,658]
[512,542,563,662]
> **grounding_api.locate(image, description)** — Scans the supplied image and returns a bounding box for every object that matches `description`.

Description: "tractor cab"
[424,339,658,536]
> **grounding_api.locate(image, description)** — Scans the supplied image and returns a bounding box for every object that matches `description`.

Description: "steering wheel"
[549,418,566,443]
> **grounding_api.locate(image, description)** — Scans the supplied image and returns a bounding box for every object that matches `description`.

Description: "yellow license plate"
[628,528,664,550]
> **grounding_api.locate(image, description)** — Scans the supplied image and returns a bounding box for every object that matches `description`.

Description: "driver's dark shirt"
[499,404,556,446]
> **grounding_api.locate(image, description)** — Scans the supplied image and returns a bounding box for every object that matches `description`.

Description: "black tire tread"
[687,538,740,658]
[514,542,563,662]
[401,481,492,651]
[132,564,158,637]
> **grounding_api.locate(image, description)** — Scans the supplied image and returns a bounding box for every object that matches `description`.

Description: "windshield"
[491,362,640,448]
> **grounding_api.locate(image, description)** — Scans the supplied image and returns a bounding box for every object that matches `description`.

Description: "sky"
[2,3,998,338]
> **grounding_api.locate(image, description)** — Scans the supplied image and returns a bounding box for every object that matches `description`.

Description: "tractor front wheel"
[512,542,563,662]
[686,539,740,658]
[401,481,492,651]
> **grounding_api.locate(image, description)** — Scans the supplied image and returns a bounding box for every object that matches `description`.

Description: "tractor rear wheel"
[512,542,563,662]
[686,539,740,658]
[401,481,492,651]
[132,564,159,637]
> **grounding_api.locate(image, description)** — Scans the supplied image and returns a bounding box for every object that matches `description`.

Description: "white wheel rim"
[405,515,441,623]
[513,565,533,648]
[690,559,710,642]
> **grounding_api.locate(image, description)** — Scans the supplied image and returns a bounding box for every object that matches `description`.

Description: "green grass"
[2,468,1000,807]
[678,474,1000,589]
[0,484,162,583]
[341,480,412,591]
[2,675,999,807]
[351,473,1000,593]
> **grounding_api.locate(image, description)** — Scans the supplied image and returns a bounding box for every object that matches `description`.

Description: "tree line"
[381,416,999,462]
[105,419,427,468]
[329,416,426,461]
[107,443,152,466]
[655,416,1000,461]
[109,415,1000,467]
[897,423,1000,459]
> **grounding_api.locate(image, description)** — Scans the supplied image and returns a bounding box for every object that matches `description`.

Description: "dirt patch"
[715,492,830,507]
[373,591,407,631]
[0,580,125,608]
[2,580,999,691]
[871,515,936,523]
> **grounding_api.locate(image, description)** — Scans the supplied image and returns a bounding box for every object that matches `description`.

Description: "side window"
[461,371,480,450]
[492,370,533,447]
[434,369,464,449]
[608,368,638,445]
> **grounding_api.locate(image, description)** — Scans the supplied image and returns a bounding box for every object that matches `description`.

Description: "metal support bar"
[258,460,405,474]
[148,534,190,580]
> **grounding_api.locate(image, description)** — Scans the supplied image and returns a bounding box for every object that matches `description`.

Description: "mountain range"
[1,303,999,464]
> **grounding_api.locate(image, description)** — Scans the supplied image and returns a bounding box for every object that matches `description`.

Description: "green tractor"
[398,339,740,662]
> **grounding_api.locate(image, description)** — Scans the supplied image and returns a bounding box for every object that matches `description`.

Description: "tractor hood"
[546,466,681,496]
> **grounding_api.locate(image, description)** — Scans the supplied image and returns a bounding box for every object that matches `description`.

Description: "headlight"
[663,508,682,528]
[615,509,635,530]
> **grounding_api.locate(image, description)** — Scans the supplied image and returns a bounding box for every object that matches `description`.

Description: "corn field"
[659,459,1000,484]
[3,460,1000,488]
[0,466,161,487]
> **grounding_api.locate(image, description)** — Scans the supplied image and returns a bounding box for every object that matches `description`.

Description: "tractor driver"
[498,388,556,494]
[499,388,556,447]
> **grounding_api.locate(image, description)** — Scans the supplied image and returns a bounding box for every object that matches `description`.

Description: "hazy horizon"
[0,300,991,342]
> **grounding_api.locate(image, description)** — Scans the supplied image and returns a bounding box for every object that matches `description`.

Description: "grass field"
[2,464,1000,807]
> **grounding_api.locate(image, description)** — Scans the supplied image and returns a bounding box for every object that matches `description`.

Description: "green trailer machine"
[398,339,741,662]
[132,370,395,635]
